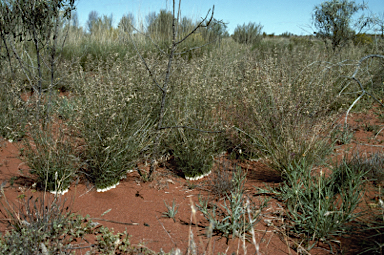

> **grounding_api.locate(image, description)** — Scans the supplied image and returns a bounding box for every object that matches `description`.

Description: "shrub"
[207,160,237,197]
[80,104,152,190]
[0,195,93,254]
[232,22,263,45]
[196,165,267,239]
[77,60,153,191]
[289,36,314,47]
[353,33,374,46]
[23,123,79,194]
[0,83,27,141]
[343,152,384,184]
[171,129,217,180]
[277,159,366,251]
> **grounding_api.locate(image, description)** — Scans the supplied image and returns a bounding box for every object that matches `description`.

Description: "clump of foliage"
[23,123,79,193]
[228,52,337,173]
[0,84,27,142]
[0,193,150,254]
[77,60,153,190]
[171,128,217,180]
[275,159,366,251]
[196,165,267,239]
[208,160,243,197]
[162,199,179,222]
[353,33,374,46]
[344,152,384,184]
[0,195,93,254]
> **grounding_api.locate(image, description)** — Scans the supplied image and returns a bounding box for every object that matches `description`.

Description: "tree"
[232,22,263,45]
[200,19,228,42]
[71,11,79,28]
[86,10,99,33]
[118,13,134,34]
[146,9,174,42]
[179,16,194,35]
[312,0,371,50]
[374,11,384,38]
[87,13,113,35]
[0,0,75,95]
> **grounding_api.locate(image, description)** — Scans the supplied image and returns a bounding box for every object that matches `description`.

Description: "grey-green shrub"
[0,195,93,254]
[0,84,27,141]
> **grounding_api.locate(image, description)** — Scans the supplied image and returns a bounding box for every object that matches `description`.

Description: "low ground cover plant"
[0,193,94,254]
[162,199,179,222]
[274,159,367,252]
[196,165,267,240]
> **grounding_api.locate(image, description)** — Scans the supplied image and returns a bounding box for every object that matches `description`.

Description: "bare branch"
[352,54,384,77]
[343,54,384,124]
[175,5,214,46]
[90,218,139,226]
[159,125,223,133]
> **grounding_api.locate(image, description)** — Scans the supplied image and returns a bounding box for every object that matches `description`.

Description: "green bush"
[277,159,366,251]
[171,129,217,180]
[289,36,315,47]
[0,83,27,141]
[77,59,153,191]
[80,104,152,190]
[353,33,374,46]
[23,123,79,193]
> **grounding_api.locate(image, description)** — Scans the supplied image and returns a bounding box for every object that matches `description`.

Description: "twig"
[90,218,139,226]
[354,142,384,148]
[343,54,384,125]
[246,198,260,255]
[375,126,384,138]
[345,91,365,124]
[159,125,223,133]
[156,216,176,247]
[175,6,215,46]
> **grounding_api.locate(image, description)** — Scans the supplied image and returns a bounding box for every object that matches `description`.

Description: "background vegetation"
[0,0,384,253]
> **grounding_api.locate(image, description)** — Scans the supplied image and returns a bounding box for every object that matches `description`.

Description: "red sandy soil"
[0,109,383,254]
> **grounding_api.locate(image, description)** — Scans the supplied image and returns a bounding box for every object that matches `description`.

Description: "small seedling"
[186,181,197,190]
[162,199,178,222]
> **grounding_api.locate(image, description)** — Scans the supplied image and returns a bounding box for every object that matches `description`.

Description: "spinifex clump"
[77,63,152,191]
[23,124,78,194]
[171,129,217,180]
[81,111,151,192]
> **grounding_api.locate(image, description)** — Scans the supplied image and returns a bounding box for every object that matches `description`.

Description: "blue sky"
[74,0,384,35]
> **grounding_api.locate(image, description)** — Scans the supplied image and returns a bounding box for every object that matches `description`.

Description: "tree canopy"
[312,0,371,50]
